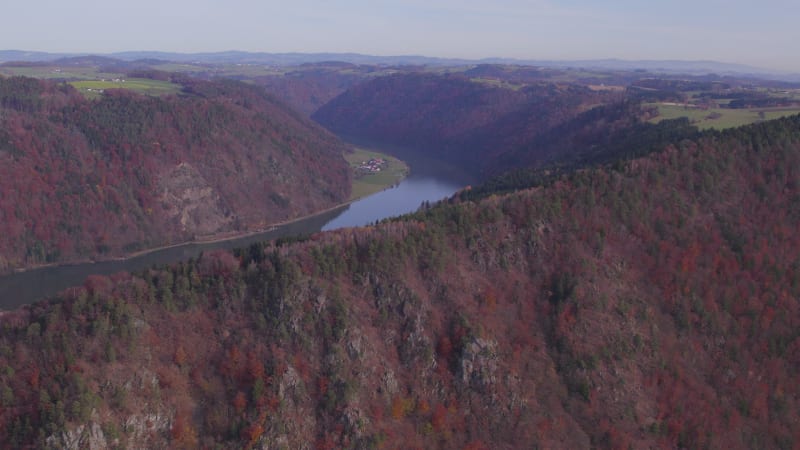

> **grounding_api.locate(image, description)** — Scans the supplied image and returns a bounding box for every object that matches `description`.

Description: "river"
[0,147,474,310]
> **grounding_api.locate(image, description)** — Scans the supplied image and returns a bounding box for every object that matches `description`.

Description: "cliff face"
[1,116,799,448]
[157,162,234,236]
[0,76,351,271]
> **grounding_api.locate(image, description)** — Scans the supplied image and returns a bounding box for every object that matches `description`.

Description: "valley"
[0,51,799,449]
[1,114,798,448]
[0,145,467,310]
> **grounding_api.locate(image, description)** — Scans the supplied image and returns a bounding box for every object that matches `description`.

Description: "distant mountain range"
[2,49,799,82]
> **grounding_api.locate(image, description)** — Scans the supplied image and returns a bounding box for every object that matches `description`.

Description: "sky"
[3,0,799,72]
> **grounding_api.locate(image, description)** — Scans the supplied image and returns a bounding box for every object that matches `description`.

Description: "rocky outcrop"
[0,76,352,271]
[158,162,234,236]
[124,411,172,449]
[46,422,108,450]
[458,338,498,393]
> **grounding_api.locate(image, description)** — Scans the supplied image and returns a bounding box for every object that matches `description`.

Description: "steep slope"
[0,76,351,272]
[312,72,615,175]
[1,116,799,448]
[251,62,377,116]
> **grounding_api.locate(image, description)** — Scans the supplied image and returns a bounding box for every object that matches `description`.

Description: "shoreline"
[5,150,409,277]
[6,196,357,276]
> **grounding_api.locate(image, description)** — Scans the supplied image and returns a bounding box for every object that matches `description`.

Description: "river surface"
[0,147,474,310]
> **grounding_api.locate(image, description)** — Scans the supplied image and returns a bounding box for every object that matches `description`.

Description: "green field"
[0,66,123,80]
[0,65,182,98]
[69,78,182,98]
[152,63,286,78]
[470,77,524,91]
[649,103,800,130]
[345,148,409,200]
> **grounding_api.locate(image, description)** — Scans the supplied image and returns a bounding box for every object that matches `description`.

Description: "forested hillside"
[251,62,378,116]
[312,72,621,175]
[1,115,798,448]
[0,75,351,272]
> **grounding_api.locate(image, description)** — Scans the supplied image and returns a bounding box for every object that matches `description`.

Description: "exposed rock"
[341,406,369,440]
[278,364,304,403]
[124,411,172,448]
[45,422,107,450]
[398,312,432,366]
[459,338,498,392]
[380,370,399,398]
[158,162,234,235]
[132,368,159,390]
[275,365,316,448]
[256,434,290,450]
[346,329,365,360]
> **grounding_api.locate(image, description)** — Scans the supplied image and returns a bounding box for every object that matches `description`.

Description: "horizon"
[2,1,798,73]
[0,49,793,77]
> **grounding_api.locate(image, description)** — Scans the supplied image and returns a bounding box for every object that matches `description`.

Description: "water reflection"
[323,177,463,230]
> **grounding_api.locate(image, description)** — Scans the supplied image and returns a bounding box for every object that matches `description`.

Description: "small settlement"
[355,157,387,176]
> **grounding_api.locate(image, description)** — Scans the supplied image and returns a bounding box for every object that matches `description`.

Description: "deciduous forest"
[0,76,351,272]
[1,110,798,448]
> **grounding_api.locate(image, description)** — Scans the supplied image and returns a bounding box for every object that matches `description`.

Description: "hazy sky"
[3,0,798,71]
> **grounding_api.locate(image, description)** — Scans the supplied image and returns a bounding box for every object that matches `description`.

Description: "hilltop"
[0,115,798,448]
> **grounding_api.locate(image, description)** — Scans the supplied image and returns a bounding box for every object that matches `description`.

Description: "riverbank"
[6,147,409,276]
[346,147,410,200]
[0,145,474,310]
[120,148,409,259]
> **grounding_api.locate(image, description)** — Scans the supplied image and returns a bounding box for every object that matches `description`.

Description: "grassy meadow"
[649,103,800,130]
[0,65,182,98]
[0,65,121,80]
[345,148,409,200]
[69,78,182,98]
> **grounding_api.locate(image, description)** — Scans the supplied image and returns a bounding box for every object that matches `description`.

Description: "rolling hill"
[0,75,352,272]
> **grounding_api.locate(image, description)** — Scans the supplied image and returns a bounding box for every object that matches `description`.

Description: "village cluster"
[355,157,387,175]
